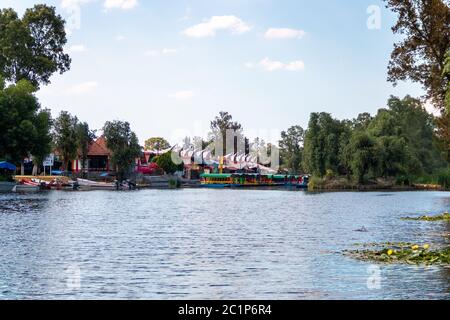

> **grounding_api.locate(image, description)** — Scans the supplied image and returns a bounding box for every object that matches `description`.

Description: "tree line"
[279,96,448,183]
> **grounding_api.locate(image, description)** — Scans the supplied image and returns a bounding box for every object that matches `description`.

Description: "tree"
[279,126,304,173]
[348,132,378,183]
[445,51,450,110]
[76,122,96,178]
[53,111,78,172]
[384,0,450,109]
[368,96,444,174]
[303,113,348,176]
[209,111,244,156]
[30,108,52,174]
[0,5,71,88]
[103,120,142,181]
[0,78,52,165]
[155,152,183,175]
[145,137,171,151]
[376,136,408,178]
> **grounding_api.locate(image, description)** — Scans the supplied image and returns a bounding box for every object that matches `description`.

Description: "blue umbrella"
[0,161,17,171]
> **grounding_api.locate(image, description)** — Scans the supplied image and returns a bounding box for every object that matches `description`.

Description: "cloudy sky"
[0,0,424,144]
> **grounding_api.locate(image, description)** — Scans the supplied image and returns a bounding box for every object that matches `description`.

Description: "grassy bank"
[308,171,450,191]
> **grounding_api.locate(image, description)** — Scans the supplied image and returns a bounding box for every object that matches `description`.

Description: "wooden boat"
[0,181,16,192]
[200,173,309,189]
[14,179,41,192]
[77,178,116,190]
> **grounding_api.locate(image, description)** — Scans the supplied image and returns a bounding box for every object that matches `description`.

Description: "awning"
[0,161,16,171]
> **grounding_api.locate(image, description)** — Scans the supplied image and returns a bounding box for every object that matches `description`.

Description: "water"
[0,189,449,300]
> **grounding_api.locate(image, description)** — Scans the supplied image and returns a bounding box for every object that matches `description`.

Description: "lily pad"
[401,212,450,222]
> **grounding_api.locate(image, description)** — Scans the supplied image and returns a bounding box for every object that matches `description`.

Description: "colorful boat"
[200,173,309,189]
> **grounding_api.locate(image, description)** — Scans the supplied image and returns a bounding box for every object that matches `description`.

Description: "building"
[72,136,113,173]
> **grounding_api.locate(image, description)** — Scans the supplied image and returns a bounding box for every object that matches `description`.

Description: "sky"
[0,0,426,145]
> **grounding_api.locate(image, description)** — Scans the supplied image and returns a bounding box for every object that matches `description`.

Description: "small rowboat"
[14,180,40,192]
[77,178,116,190]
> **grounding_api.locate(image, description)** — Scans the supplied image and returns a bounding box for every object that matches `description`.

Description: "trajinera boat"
[200,173,309,189]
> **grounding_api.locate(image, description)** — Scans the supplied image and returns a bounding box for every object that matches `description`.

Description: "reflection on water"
[0,190,449,300]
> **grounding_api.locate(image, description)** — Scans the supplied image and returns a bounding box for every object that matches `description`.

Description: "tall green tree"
[208,111,244,156]
[385,0,450,109]
[0,78,52,165]
[0,5,71,88]
[30,108,53,174]
[369,96,443,174]
[279,126,304,173]
[347,132,378,183]
[103,120,142,181]
[303,113,348,176]
[445,51,450,110]
[53,111,78,172]
[76,122,96,178]
[145,137,171,151]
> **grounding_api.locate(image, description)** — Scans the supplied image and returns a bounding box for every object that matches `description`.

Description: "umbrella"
[0,161,17,171]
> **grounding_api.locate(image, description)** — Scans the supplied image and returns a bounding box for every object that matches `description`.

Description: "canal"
[0,189,448,299]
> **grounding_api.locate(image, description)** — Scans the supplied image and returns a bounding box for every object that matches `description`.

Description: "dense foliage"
[144,137,171,151]
[103,121,142,181]
[0,79,52,164]
[155,152,183,175]
[283,96,447,184]
[0,5,71,88]
[384,0,450,109]
[76,122,96,177]
[53,111,79,171]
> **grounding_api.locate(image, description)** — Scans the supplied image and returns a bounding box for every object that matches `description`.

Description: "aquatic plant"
[401,212,450,221]
[345,244,450,265]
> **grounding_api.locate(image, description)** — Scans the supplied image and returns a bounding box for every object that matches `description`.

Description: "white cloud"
[144,49,159,57]
[103,0,138,10]
[183,15,251,38]
[260,58,305,72]
[264,28,306,39]
[244,62,254,68]
[61,0,95,9]
[116,35,126,41]
[66,82,99,95]
[172,90,195,100]
[145,48,179,56]
[67,44,86,53]
[162,48,178,54]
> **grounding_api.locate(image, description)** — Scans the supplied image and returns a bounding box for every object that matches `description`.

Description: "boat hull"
[0,182,16,192]
[14,185,40,192]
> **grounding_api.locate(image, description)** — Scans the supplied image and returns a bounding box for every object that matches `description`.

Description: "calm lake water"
[0,189,449,300]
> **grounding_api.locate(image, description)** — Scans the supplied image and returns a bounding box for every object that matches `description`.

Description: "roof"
[88,136,111,157]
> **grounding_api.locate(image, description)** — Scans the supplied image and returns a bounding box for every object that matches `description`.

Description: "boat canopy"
[200,173,232,179]
[0,161,16,171]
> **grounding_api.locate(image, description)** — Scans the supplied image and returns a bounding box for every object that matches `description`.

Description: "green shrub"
[437,168,450,190]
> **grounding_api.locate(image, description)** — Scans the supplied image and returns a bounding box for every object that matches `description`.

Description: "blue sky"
[0,0,425,145]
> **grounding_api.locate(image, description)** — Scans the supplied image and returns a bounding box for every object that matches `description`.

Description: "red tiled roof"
[88,136,111,157]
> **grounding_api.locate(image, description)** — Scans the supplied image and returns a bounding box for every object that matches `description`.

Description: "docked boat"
[0,181,16,192]
[77,178,116,190]
[200,173,309,189]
